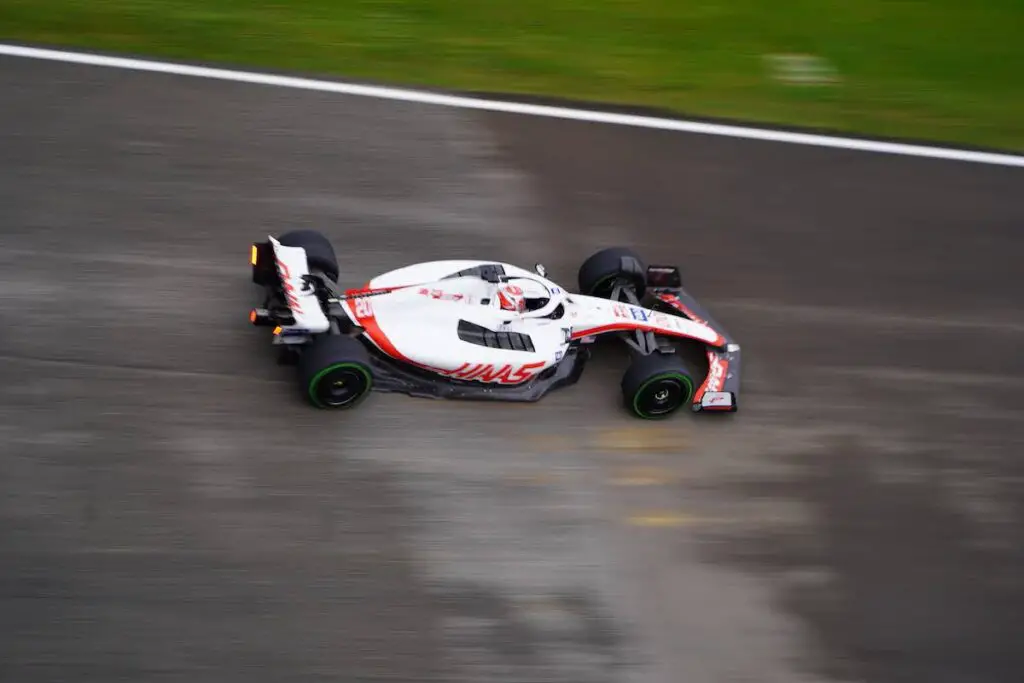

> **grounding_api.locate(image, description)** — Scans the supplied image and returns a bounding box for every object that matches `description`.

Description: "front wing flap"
[647,265,741,413]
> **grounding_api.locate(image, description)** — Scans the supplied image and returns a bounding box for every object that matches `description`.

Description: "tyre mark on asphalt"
[625,513,709,527]
[608,467,682,486]
[814,365,1024,388]
[0,353,289,384]
[0,247,236,274]
[714,299,1024,334]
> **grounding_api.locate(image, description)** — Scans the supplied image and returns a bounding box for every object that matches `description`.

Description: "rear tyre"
[278,229,340,283]
[298,335,373,409]
[621,352,698,419]
[578,247,646,300]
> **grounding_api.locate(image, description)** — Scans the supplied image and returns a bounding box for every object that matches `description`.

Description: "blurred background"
[1,3,1022,683]
[3,0,1022,150]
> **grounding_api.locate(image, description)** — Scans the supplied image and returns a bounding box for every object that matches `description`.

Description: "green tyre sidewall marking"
[631,372,694,419]
[307,362,373,409]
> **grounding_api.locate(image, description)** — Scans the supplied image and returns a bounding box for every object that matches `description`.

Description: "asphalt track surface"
[1,56,1022,683]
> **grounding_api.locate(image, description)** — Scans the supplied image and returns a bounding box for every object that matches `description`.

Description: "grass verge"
[2,0,1021,151]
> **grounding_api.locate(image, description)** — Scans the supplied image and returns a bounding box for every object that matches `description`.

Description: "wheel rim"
[309,364,371,408]
[633,374,692,418]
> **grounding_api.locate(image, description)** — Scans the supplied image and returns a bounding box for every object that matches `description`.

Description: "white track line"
[3,43,1024,168]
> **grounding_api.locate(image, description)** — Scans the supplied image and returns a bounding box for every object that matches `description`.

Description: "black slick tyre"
[621,352,698,419]
[298,335,373,409]
[578,247,647,299]
[278,229,340,283]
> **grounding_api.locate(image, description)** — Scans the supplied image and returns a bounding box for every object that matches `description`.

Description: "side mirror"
[534,263,547,277]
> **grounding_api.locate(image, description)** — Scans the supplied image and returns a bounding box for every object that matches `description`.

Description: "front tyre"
[621,352,697,419]
[578,247,647,300]
[298,335,373,409]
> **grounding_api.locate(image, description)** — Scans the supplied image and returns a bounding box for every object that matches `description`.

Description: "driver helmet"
[498,278,551,313]
[497,282,527,313]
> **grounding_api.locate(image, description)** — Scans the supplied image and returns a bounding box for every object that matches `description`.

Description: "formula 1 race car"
[248,230,741,419]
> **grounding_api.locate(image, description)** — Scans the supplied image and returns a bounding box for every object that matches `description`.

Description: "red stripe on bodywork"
[570,323,725,347]
[345,296,461,376]
[344,298,412,363]
[344,283,411,297]
[656,293,708,326]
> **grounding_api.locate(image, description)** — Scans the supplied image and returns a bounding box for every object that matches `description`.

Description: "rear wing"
[647,265,741,413]
[249,236,330,335]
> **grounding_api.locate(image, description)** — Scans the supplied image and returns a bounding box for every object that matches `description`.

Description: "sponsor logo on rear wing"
[262,237,331,334]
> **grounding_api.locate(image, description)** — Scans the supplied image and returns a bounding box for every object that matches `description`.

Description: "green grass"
[3,1,1022,150]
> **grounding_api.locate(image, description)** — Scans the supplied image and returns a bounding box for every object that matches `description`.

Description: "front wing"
[647,266,741,413]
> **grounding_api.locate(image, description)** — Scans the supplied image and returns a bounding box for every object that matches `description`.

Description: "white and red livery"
[249,230,741,419]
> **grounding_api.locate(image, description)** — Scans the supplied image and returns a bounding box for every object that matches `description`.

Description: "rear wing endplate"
[250,236,330,334]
